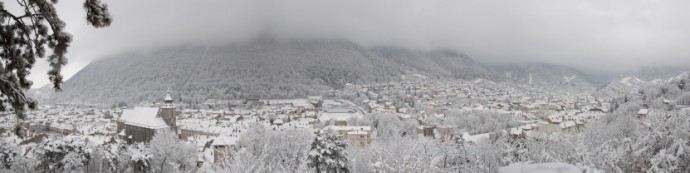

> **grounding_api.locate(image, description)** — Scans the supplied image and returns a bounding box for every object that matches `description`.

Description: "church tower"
[160,88,177,128]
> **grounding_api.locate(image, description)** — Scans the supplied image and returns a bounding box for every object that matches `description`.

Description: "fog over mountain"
[35,36,687,104]
[7,1,690,173]
[631,66,690,81]
[39,38,635,104]
[23,0,690,89]
[43,40,494,104]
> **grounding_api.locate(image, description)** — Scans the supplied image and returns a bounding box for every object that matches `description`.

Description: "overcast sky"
[22,0,690,88]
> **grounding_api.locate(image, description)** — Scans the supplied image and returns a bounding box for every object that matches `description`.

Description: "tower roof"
[164,88,173,103]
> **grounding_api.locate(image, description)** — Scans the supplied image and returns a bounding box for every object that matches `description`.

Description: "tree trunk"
[159,157,167,173]
[14,116,25,138]
[315,162,321,173]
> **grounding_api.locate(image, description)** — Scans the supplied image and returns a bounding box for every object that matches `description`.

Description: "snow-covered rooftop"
[119,107,169,129]
[499,163,588,173]
[322,126,371,132]
[347,131,369,135]
[559,121,576,129]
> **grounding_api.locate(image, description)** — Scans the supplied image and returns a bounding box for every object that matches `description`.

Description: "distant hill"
[632,66,689,81]
[43,40,494,104]
[594,67,690,98]
[488,63,598,90]
[608,71,690,113]
[595,74,651,98]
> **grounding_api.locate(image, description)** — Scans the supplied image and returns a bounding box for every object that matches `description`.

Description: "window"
[359,135,364,139]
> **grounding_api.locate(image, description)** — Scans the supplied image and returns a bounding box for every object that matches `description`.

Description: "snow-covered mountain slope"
[595,75,651,97]
[665,71,690,83]
[597,71,690,98]
[618,76,647,87]
[44,40,494,104]
[633,66,689,81]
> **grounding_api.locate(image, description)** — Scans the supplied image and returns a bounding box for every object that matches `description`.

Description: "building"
[322,126,372,147]
[346,131,370,147]
[417,125,436,138]
[118,89,177,143]
[243,98,264,106]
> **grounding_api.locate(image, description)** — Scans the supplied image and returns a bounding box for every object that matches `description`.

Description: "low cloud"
[27,0,690,88]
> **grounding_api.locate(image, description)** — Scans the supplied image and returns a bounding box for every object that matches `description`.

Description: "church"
[117,89,178,143]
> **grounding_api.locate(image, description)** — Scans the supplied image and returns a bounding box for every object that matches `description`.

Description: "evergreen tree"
[307,130,349,173]
[34,136,94,172]
[679,79,685,90]
[0,0,112,137]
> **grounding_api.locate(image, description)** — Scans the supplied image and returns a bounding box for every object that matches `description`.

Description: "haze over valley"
[2,1,690,173]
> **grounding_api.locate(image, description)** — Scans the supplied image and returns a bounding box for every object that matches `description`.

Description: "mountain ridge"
[42,40,494,104]
[36,39,647,104]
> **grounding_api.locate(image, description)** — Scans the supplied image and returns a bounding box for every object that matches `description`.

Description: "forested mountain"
[44,40,493,104]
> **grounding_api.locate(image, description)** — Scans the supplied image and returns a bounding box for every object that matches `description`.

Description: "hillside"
[594,69,690,98]
[44,40,494,104]
[594,75,651,98]
[607,71,690,113]
[632,66,689,80]
[488,63,598,90]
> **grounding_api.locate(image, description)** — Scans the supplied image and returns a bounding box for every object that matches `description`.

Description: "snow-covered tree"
[0,138,19,169]
[84,140,134,173]
[129,142,154,173]
[648,139,687,173]
[308,130,349,173]
[442,110,521,134]
[0,0,112,137]
[149,129,197,173]
[370,113,404,139]
[34,136,94,172]
[221,123,314,173]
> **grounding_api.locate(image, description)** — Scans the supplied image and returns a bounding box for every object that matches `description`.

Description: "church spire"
[164,88,173,103]
[160,88,177,128]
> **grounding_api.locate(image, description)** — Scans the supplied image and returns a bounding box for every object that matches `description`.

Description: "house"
[320,108,360,125]
[49,123,76,135]
[436,126,457,140]
[536,121,561,133]
[308,96,323,108]
[559,121,576,131]
[587,108,605,115]
[192,135,237,167]
[304,108,319,119]
[417,125,436,138]
[321,126,372,146]
[334,120,348,126]
[546,116,562,124]
[180,128,220,140]
[575,119,585,131]
[243,98,264,106]
[346,131,370,147]
[118,89,178,143]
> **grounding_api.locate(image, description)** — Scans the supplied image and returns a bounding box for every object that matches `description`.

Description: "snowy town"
[2,0,690,173]
[4,75,688,172]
